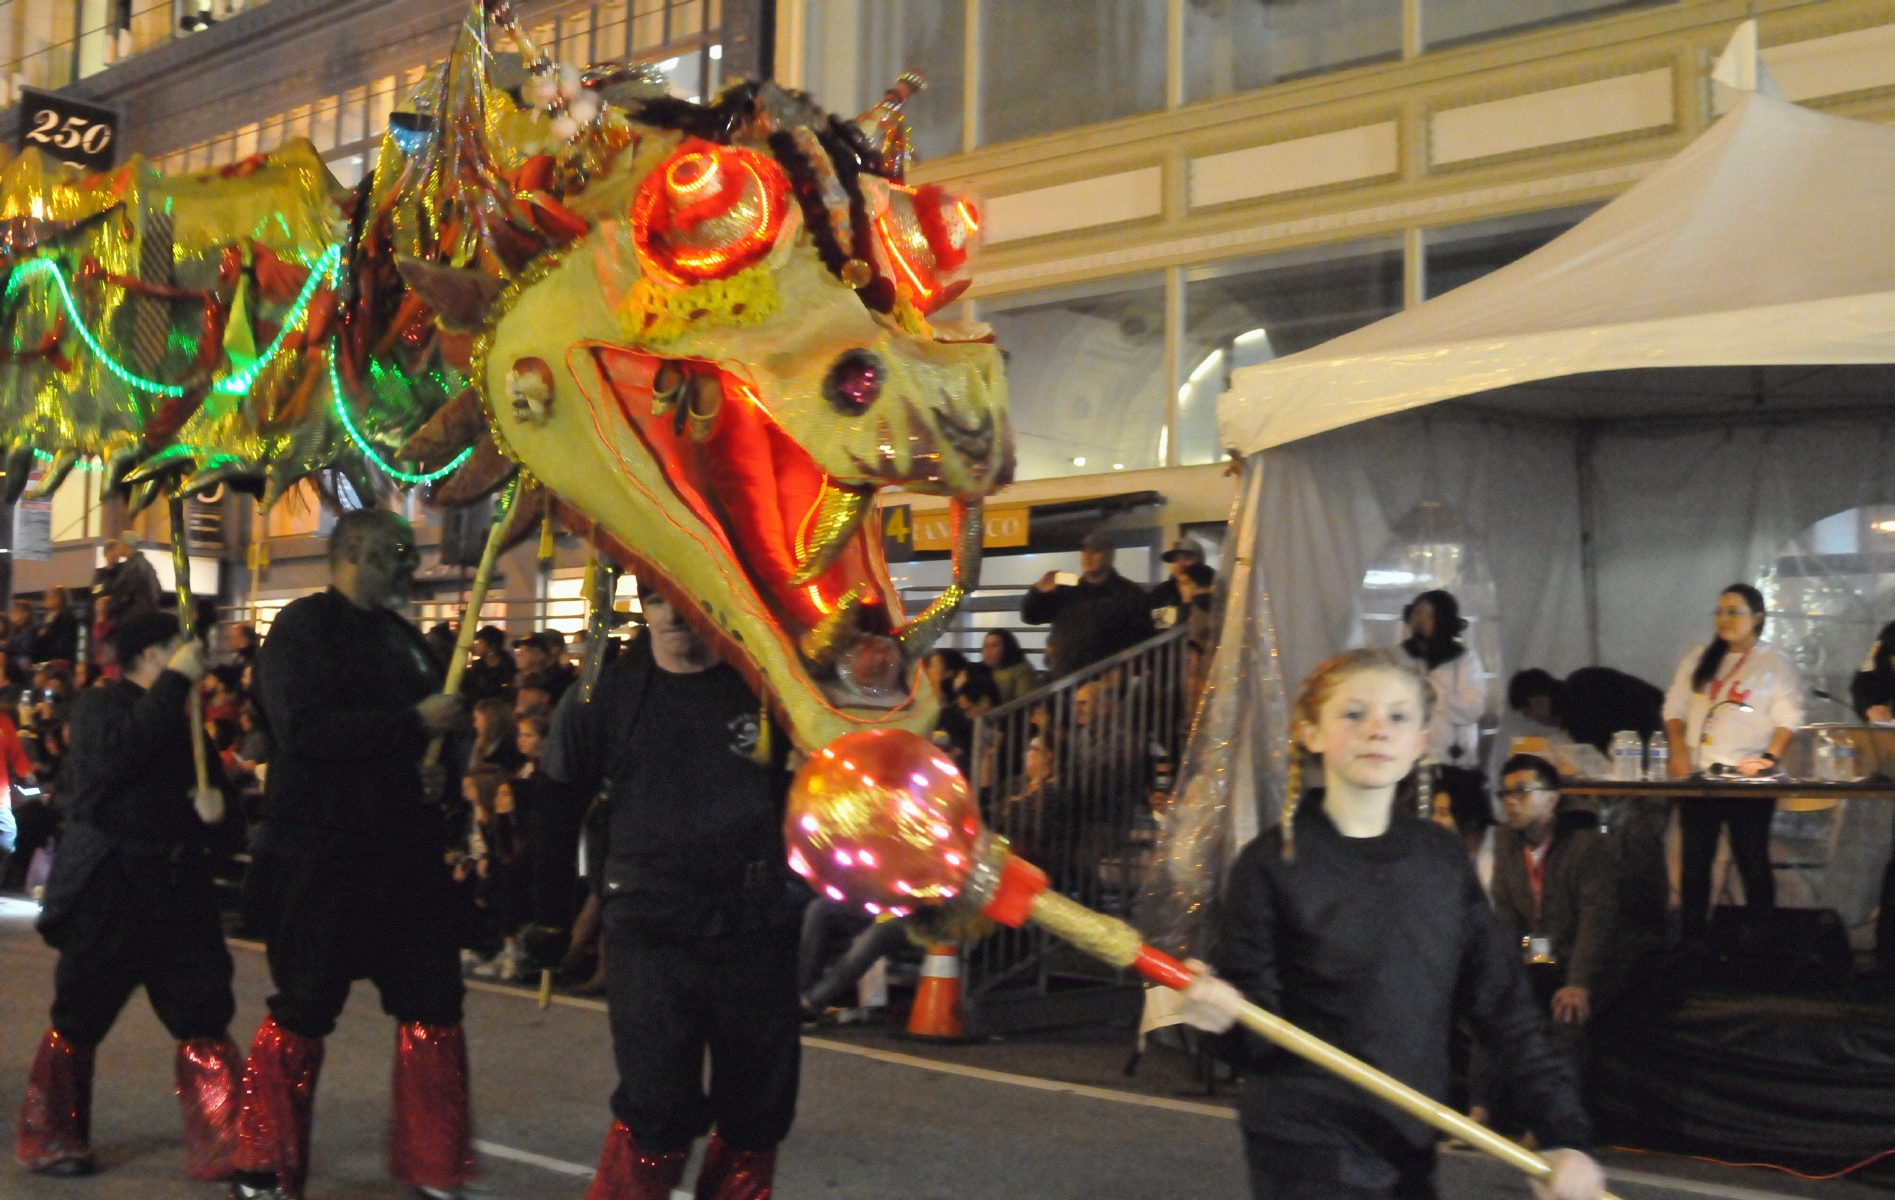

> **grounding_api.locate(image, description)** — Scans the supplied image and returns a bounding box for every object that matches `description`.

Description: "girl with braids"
[1181,648,1602,1200]
[1660,583,1803,942]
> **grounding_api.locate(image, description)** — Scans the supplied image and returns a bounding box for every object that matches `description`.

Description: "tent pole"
[1576,422,1602,666]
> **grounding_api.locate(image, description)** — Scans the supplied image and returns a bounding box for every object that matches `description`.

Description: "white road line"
[801,1035,1239,1119]
[472,1139,593,1176]
[1603,1166,1823,1200]
[473,1140,691,1199]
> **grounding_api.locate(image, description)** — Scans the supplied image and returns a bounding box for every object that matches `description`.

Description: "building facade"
[2,0,1890,654]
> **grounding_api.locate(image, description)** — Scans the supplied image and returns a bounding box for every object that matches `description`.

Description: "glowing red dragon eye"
[631,138,791,286]
[824,350,883,415]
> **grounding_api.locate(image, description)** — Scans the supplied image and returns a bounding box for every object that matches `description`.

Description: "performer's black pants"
[1877,807,1895,975]
[50,854,234,1049]
[1243,1132,1437,1200]
[1679,796,1776,940]
[252,849,464,1039]
[603,899,800,1152]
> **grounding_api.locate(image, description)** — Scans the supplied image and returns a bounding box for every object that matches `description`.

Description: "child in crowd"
[1181,647,1603,1200]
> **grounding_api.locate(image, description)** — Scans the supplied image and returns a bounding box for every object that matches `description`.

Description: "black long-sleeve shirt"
[545,638,803,938]
[67,670,231,854]
[1213,799,1591,1155]
[253,588,441,857]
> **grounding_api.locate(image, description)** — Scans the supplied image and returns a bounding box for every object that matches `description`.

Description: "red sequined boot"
[389,1022,475,1194]
[692,1132,776,1200]
[231,1016,324,1198]
[16,1029,95,1175]
[176,1034,243,1180]
[585,1121,689,1200]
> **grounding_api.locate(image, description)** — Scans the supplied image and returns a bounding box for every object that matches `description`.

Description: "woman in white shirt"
[1662,583,1804,942]
[1401,590,1488,779]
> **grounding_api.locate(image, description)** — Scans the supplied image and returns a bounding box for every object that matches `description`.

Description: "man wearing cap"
[1021,531,1154,679]
[549,580,803,1199]
[229,508,472,1200]
[17,611,242,1181]
[1148,538,1205,613]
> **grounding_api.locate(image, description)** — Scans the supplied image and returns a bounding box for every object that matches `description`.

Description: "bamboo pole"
[424,479,520,769]
[167,493,212,804]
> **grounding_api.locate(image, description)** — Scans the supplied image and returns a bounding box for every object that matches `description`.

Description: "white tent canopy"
[1141,93,1895,954]
[1221,93,1895,456]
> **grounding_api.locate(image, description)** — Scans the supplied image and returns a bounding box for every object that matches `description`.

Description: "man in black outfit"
[17,611,241,1180]
[229,508,470,1200]
[1020,531,1153,678]
[551,582,802,1200]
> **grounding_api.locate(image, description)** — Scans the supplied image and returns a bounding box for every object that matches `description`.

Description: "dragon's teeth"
[788,484,869,586]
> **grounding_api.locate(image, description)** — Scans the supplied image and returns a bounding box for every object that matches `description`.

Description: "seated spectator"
[924,649,967,703]
[1504,665,1664,756]
[471,696,524,776]
[1472,754,1619,1130]
[31,586,78,664]
[1022,532,1154,679]
[202,664,243,726]
[797,899,911,1020]
[513,682,554,724]
[980,630,1039,705]
[0,692,36,888]
[462,625,516,703]
[515,631,576,702]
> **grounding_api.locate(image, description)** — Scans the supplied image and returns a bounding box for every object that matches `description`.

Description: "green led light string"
[327,340,471,486]
[5,244,344,400]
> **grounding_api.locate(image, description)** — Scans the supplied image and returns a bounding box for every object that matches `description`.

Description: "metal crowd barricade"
[963,624,1190,1033]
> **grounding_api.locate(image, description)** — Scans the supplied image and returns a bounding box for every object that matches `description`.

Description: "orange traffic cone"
[905,945,966,1041]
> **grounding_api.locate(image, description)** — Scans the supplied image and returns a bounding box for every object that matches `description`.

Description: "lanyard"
[1710,647,1752,701]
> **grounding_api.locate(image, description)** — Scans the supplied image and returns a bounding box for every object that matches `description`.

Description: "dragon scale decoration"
[0,0,1011,752]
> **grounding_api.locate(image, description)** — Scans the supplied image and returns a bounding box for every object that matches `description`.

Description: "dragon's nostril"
[824,350,883,415]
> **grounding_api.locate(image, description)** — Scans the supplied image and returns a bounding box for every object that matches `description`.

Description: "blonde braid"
[1280,743,1305,861]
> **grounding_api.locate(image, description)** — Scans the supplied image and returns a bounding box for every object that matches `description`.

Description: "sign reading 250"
[17,89,120,173]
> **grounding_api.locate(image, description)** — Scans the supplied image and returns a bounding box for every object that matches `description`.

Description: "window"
[1183,0,1401,103]
[803,0,964,163]
[982,274,1166,481]
[1422,205,1599,299]
[1421,0,1659,50]
[979,0,1165,146]
[1180,239,1403,466]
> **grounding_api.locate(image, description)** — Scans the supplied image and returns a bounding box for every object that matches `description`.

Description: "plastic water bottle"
[1611,731,1643,782]
[1814,729,1836,782]
[1645,732,1669,782]
[1832,730,1858,782]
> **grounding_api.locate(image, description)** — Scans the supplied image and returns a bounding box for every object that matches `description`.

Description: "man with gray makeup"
[229,508,473,1200]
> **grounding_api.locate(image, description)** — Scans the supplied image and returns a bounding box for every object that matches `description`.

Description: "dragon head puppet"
[0,0,1011,750]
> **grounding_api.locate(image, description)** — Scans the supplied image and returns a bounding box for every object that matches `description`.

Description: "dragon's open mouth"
[582,342,978,708]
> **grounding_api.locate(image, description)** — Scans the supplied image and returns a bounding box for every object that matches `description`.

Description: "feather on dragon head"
[0,1,1011,751]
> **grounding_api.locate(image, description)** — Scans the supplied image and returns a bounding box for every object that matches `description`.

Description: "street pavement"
[0,896,1886,1200]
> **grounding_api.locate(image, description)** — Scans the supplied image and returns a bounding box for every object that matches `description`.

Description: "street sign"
[18,89,120,173]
